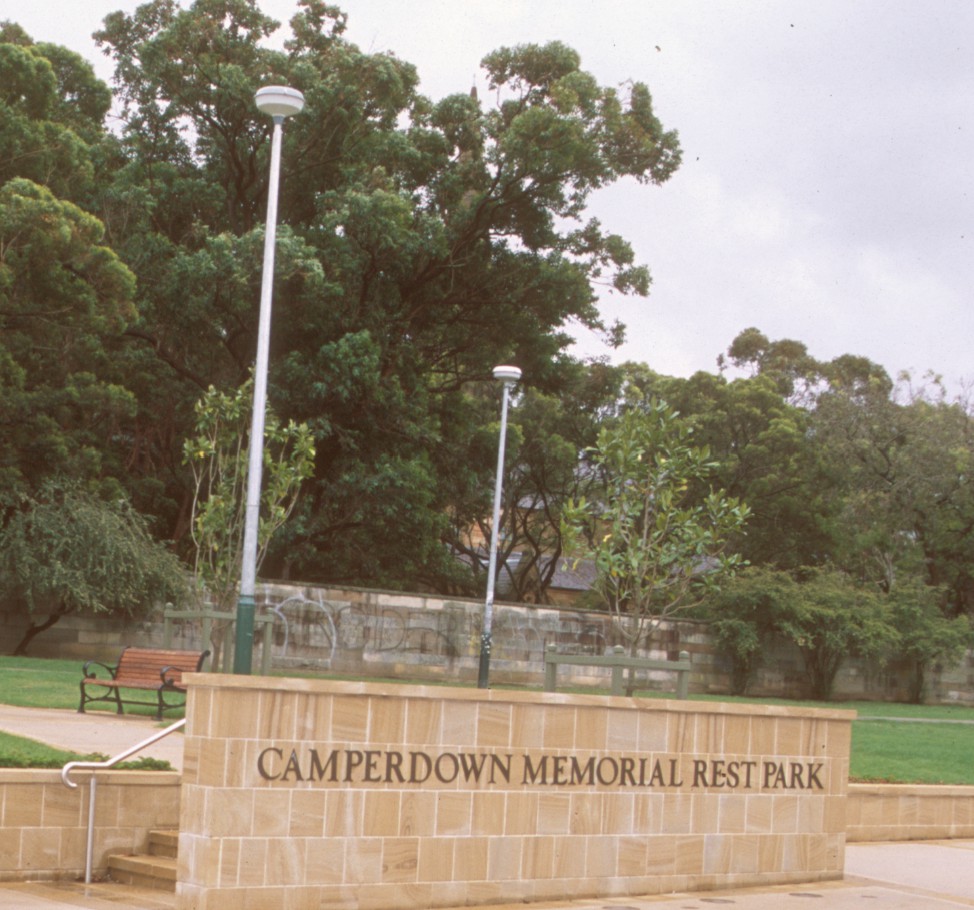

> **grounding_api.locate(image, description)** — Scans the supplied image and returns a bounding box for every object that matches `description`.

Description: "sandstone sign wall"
[176,674,852,910]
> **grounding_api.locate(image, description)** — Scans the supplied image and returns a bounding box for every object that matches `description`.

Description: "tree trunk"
[805,649,842,701]
[909,659,926,704]
[12,602,74,655]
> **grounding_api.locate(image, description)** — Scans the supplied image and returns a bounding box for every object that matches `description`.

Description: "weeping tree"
[0,479,189,654]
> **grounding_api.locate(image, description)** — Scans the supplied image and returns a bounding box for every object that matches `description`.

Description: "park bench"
[78,646,210,720]
[544,644,691,698]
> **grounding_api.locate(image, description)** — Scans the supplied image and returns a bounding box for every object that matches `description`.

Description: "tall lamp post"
[477,364,522,689]
[233,85,305,675]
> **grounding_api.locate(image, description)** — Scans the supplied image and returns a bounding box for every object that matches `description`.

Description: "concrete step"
[107,829,179,892]
[107,853,177,891]
[148,829,179,859]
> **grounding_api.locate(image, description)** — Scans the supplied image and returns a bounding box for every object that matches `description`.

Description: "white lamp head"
[492,365,522,383]
[255,85,305,119]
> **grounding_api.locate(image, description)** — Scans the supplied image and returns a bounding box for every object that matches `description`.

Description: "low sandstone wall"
[846,783,974,842]
[0,770,181,881]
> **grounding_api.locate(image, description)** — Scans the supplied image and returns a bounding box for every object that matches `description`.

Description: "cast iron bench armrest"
[81,659,118,681]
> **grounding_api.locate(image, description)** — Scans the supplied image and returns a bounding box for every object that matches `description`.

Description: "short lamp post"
[477,364,522,689]
[233,85,305,676]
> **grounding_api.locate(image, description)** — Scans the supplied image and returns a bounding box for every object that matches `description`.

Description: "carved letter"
[363,750,382,783]
[807,762,824,790]
[434,753,460,783]
[523,755,548,784]
[489,754,512,784]
[281,749,304,782]
[596,757,620,786]
[309,749,339,782]
[344,750,364,781]
[669,759,684,787]
[458,752,487,782]
[256,747,283,780]
[789,763,805,789]
[692,759,709,788]
[551,755,569,785]
[619,757,637,787]
[648,760,666,787]
[570,756,595,786]
[409,752,432,783]
[385,751,406,783]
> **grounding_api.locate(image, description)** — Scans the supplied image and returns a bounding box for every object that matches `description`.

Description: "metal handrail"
[61,717,185,884]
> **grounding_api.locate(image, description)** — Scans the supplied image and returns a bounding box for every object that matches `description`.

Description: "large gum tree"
[0,27,136,509]
[85,0,682,589]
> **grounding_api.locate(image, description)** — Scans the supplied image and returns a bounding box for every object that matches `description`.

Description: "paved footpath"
[1,706,972,908]
[3,847,974,910]
[0,703,184,769]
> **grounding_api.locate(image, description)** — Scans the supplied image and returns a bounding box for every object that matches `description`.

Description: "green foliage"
[776,568,896,701]
[706,567,797,695]
[650,368,833,570]
[0,178,137,507]
[0,29,147,516]
[562,399,749,652]
[710,567,903,701]
[0,479,189,654]
[886,579,972,703]
[183,381,315,608]
[77,2,682,588]
[710,567,973,703]
[0,32,110,201]
[446,362,626,602]
[814,373,974,617]
[0,479,187,613]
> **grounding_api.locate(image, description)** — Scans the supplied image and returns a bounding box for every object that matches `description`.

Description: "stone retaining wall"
[846,783,974,842]
[4,581,974,704]
[0,770,181,881]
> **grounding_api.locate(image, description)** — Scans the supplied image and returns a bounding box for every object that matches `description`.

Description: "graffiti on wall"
[264,594,472,668]
[252,589,612,671]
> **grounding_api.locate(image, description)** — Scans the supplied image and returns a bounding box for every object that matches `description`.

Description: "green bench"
[544,644,691,697]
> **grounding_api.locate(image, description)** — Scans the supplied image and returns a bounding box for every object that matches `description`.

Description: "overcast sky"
[13,1,974,391]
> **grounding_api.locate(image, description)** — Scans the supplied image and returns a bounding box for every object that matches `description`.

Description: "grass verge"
[0,730,173,771]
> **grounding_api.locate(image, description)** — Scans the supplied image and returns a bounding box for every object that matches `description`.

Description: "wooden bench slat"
[79,646,210,720]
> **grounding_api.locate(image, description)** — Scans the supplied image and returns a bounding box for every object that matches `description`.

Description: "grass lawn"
[0,655,171,715]
[851,718,974,785]
[0,656,92,711]
[1,655,973,783]
[0,656,178,768]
